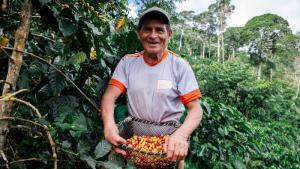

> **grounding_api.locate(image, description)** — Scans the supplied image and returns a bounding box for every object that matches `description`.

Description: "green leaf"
[68,51,86,64]
[62,140,71,148]
[94,140,112,158]
[58,17,77,37]
[233,159,246,169]
[84,21,102,35]
[77,140,90,156]
[39,0,51,5]
[98,161,122,169]
[197,145,206,157]
[9,162,27,169]
[17,71,29,89]
[114,104,128,123]
[48,67,66,95]
[225,163,234,169]
[108,153,126,167]
[125,161,137,169]
[35,118,50,126]
[81,155,96,169]
[218,127,226,137]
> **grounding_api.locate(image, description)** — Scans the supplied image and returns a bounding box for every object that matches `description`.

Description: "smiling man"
[101,6,203,169]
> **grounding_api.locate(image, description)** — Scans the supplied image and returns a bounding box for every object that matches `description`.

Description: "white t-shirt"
[109,50,201,122]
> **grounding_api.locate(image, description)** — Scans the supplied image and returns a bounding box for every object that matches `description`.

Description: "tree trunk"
[217,31,220,62]
[293,74,300,100]
[0,0,32,152]
[257,63,262,80]
[220,8,225,64]
[1,0,8,12]
[208,37,211,58]
[202,42,205,59]
[221,32,224,63]
[178,29,184,51]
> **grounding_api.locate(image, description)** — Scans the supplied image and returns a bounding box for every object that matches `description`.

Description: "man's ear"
[168,30,173,38]
[136,31,140,40]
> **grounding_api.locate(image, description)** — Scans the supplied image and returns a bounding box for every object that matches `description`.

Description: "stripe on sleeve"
[180,89,202,104]
[109,78,126,94]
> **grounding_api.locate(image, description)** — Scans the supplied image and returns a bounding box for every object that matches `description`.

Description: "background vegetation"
[0,0,299,168]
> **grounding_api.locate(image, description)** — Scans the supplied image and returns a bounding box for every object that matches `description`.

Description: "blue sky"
[128,0,300,33]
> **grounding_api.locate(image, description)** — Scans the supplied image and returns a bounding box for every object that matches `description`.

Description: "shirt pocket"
[156,79,173,97]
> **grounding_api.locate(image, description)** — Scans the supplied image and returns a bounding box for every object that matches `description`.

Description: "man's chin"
[144,48,160,55]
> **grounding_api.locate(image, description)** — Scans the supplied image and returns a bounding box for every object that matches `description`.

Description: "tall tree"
[193,11,217,58]
[0,0,32,157]
[207,0,234,63]
[242,14,296,79]
[223,27,243,59]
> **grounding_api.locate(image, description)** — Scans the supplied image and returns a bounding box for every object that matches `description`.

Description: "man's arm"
[101,85,127,155]
[165,99,203,161]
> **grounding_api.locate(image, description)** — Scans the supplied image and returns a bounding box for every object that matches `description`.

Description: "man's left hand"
[164,131,189,162]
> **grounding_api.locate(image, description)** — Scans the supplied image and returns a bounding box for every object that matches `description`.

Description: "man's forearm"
[101,95,117,128]
[175,101,203,138]
[101,86,122,128]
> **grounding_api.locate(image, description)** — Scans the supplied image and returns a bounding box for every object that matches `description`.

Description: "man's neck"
[144,49,167,64]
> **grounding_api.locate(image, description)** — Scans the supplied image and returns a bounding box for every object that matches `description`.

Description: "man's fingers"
[115,135,127,145]
[184,144,189,156]
[163,136,169,153]
[109,134,127,146]
[163,142,168,153]
[172,143,180,162]
[178,145,186,161]
[167,140,174,159]
[113,147,127,156]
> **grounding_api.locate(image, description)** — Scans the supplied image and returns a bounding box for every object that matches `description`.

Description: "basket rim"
[121,144,167,156]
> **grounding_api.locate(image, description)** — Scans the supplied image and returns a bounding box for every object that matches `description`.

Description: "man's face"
[137,19,172,56]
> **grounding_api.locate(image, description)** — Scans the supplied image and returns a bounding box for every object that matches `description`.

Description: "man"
[101,6,203,169]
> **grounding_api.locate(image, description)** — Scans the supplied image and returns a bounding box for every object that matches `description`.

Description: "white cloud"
[175,0,215,13]
[175,0,300,33]
[128,2,138,18]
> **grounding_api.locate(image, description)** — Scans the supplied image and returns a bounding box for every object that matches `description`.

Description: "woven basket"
[118,116,180,169]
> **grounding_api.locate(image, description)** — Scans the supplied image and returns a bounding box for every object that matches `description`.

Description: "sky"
[128,0,300,33]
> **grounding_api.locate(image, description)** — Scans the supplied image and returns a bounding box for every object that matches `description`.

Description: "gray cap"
[138,6,170,29]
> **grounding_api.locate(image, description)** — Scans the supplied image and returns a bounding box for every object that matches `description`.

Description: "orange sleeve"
[108,78,126,94]
[180,89,202,104]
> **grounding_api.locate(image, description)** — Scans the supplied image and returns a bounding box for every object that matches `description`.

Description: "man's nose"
[149,30,158,38]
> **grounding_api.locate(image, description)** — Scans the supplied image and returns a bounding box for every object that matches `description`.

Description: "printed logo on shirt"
[157,80,172,90]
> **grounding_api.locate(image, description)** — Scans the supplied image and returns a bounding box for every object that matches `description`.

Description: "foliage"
[185,98,254,169]
[1,0,136,168]
[241,13,298,79]
[1,0,300,169]
[185,98,300,169]
[191,58,299,122]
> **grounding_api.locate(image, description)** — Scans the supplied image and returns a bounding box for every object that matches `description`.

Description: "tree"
[177,10,195,52]
[242,14,296,80]
[193,11,217,58]
[207,0,234,63]
[223,27,243,59]
[133,0,184,19]
[0,0,33,162]
[0,0,136,168]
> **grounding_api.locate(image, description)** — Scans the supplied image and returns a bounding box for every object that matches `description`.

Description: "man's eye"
[143,28,151,32]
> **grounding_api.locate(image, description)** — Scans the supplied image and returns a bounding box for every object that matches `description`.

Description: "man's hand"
[101,85,126,155]
[104,124,127,156]
[163,99,202,161]
[164,131,189,162]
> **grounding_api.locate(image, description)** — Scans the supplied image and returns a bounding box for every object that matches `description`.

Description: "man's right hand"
[104,124,127,156]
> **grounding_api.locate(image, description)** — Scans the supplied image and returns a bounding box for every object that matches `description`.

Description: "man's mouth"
[147,42,159,46]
